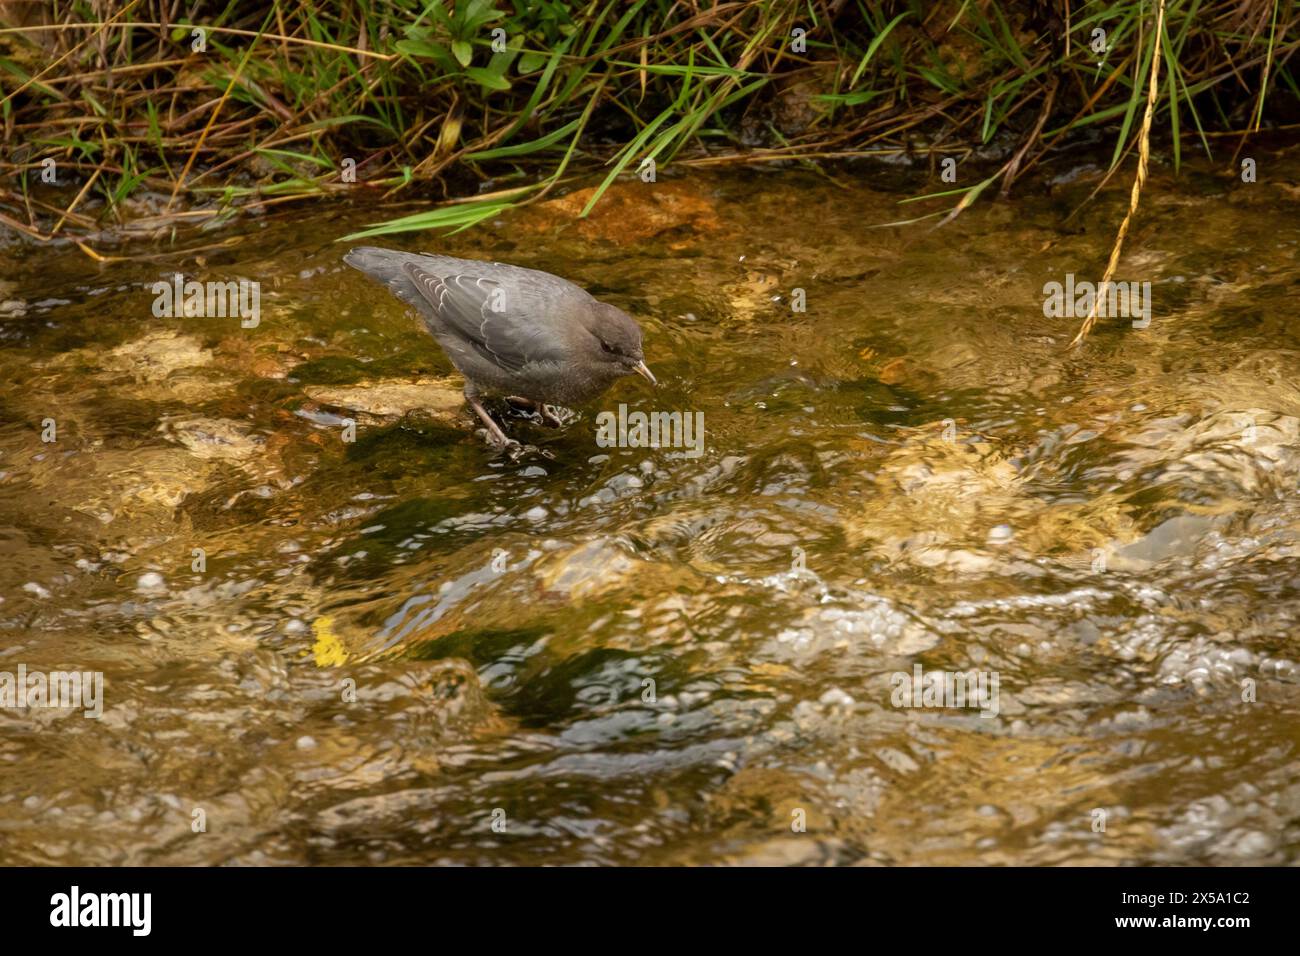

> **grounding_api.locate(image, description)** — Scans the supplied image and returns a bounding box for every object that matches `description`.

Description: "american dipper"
[344,246,655,446]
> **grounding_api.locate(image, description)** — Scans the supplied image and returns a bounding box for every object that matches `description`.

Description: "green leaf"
[481,45,518,84]
[815,90,883,106]
[518,50,547,74]
[0,57,63,100]
[302,114,394,134]
[851,12,909,88]
[395,37,453,69]
[496,37,573,143]
[452,40,473,68]
[253,147,333,170]
[1109,28,1157,171]
[465,118,580,160]
[342,200,514,241]
[465,67,511,91]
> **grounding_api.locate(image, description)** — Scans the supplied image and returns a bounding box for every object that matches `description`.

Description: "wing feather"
[400,262,565,373]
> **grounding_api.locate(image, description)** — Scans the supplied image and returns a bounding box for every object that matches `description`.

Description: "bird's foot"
[479,429,525,456]
[506,396,566,428]
[466,391,519,449]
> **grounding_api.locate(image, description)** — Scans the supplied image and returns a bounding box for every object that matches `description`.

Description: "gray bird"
[344,246,656,447]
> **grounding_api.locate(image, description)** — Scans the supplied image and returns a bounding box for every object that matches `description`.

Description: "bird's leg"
[506,395,537,414]
[464,387,517,448]
[506,396,563,428]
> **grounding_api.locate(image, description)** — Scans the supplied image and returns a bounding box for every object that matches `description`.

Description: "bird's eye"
[600,340,617,355]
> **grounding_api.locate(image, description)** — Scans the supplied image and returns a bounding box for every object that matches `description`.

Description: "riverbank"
[2,0,1294,246]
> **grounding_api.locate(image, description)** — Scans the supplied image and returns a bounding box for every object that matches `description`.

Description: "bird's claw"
[500,438,534,461]
[477,428,528,458]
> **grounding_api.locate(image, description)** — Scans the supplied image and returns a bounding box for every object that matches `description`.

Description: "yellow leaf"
[311,615,348,667]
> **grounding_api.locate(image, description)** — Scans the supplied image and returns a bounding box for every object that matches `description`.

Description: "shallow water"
[1,148,1298,865]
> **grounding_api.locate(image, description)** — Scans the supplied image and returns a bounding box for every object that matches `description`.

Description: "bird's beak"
[633,360,657,386]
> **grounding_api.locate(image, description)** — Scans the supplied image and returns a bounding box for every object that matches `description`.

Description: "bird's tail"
[344,245,439,315]
[343,245,413,285]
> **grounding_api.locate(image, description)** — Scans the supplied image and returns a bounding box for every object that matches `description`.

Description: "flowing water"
[1,148,1298,865]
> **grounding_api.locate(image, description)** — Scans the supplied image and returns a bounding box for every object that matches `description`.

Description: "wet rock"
[524,180,720,247]
[50,330,236,403]
[722,268,782,322]
[768,591,938,659]
[846,424,1033,571]
[160,416,263,461]
[536,538,640,600]
[1019,498,1138,560]
[768,69,835,137]
[303,378,462,422]
[135,572,166,592]
[877,355,937,389]
[1110,514,1222,568]
[1118,409,1300,498]
[103,330,213,376]
[47,447,214,524]
[213,335,303,379]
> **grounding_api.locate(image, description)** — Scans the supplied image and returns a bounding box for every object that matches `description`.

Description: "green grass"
[0,0,1293,242]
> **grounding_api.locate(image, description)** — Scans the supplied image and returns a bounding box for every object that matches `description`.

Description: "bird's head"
[588,302,656,385]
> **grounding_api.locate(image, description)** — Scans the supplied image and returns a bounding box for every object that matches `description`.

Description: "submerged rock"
[160,416,263,461]
[524,180,721,247]
[768,593,939,659]
[1109,514,1223,569]
[845,423,1034,572]
[303,378,462,423]
[1119,408,1300,498]
[49,330,237,404]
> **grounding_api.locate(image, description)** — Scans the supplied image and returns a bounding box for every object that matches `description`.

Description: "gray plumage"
[344,247,654,413]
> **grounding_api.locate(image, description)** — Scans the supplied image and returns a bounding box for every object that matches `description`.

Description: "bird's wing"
[401,262,569,373]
